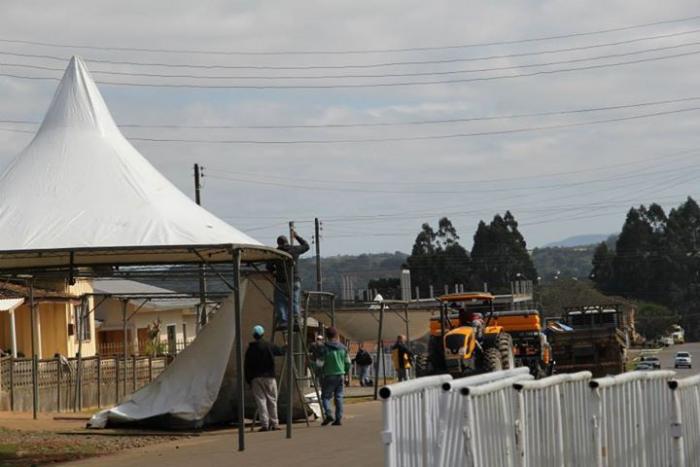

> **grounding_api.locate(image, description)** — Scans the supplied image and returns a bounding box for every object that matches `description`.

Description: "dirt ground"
[0,412,191,466]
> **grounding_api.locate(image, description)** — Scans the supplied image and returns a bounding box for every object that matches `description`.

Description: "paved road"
[65,401,383,467]
[630,341,700,376]
[655,341,700,376]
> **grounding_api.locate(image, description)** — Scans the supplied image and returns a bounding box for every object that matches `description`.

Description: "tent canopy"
[0,56,285,270]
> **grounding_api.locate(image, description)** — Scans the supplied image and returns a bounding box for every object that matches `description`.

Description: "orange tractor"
[416,292,553,377]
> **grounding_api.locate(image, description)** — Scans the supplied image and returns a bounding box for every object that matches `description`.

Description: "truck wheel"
[483,347,503,373]
[498,333,515,369]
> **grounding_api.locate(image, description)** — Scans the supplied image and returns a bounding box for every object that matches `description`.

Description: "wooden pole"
[29,283,38,420]
[56,356,61,412]
[121,300,127,398]
[96,355,101,408]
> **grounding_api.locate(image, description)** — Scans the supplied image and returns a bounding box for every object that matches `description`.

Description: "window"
[73,302,91,341]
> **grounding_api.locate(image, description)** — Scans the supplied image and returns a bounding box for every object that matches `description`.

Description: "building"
[92,279,199,356]
[0,280,96,359]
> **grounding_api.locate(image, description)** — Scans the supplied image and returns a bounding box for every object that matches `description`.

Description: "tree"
[634,302,678,342]
[591,242,615,292]
[471,211,538,293]
[406,217,471,297]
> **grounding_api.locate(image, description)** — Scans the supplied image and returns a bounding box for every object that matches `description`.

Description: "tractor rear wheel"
[498,333,515,370]
[482,347,503,373]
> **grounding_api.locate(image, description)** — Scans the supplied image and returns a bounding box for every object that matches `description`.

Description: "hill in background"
[544,234,611,248]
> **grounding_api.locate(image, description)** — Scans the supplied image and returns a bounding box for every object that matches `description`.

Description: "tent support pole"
[232,249,245,451]
[373,302,385,401]
[286,260,294,440]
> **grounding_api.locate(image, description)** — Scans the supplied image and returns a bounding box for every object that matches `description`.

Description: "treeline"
[591,197,700,338]
[406,212,537,296]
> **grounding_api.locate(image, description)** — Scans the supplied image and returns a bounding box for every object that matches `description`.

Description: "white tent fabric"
[89,291,242,429]
[0,56,278,268]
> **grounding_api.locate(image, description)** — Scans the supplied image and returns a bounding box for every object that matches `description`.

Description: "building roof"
[92,278,200,311]
[0,282,78,301]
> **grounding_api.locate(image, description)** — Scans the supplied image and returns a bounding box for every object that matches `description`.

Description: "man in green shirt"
[318,326,351,426]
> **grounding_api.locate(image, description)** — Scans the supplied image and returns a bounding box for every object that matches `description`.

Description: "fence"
[380,368,530,467]
[0,355,169,412]
[98,339,192,356]
[670,374,700,466]
[381,369,700,467]
[438,368,532,467]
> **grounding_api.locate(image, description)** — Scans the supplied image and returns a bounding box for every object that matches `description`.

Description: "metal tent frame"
[0,244,292,452]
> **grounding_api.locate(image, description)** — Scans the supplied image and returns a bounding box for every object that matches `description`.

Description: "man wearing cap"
[244,325,285,431]
[318,326,351,426]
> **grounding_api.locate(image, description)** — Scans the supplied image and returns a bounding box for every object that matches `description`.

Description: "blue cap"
[253,325,265,337]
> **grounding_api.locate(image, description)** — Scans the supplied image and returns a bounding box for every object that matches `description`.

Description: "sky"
[1,1,699,256]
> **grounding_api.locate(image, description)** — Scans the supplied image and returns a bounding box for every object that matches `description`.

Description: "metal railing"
[514,372,593,467]
[381,369,700,467]
[380,374,452,467]
[669,374,700,467]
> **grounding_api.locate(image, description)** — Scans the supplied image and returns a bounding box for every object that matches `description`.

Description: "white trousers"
[251,377,279,427]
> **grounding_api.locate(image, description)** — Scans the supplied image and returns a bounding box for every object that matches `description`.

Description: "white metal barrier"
[438,367,532,467]
[669,374,700,467]
[590,370,675,467]
[513,372,593,467]
[380,374,452,467]
[382,369,700,467]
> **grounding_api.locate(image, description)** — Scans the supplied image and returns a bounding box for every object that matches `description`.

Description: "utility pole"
[314,218,322,291]
[194,163,202,205]
[194,163,207,332]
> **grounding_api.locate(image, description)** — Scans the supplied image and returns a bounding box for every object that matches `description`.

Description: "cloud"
[1,0,699,255]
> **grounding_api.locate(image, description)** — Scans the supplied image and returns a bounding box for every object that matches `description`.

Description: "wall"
[95,297,197,354]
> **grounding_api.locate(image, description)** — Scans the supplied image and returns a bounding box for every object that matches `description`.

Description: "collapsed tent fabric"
[89,289,243,429]
[0,56,279,268]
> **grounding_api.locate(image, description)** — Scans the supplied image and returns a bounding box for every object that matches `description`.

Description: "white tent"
[89,293,242,429]
[0,56,282,269]
[0,57,293,444]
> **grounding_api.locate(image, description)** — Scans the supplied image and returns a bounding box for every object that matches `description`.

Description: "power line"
[2,27,699,71]
[5,95,700,130]
[207,162,700,195]
[8,36,700,82]
[87,106,700,144]
[1,13,699,56]
[3,47,700,89]
[206,149,700,186]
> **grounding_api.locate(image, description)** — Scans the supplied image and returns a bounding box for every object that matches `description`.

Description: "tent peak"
[38,56,119,136]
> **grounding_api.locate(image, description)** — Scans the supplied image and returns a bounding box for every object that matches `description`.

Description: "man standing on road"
[244,325,285,431]
[318,326,351,426]
[270,229,310,329]
[352,343,373,387]
[391,335,413,382]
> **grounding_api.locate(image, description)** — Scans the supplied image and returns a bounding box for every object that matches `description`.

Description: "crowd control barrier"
[438,368,531,467]
[382,369,700,467]
[669,374,700,467]
[380,374,452,467]
[514,372,593,467]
